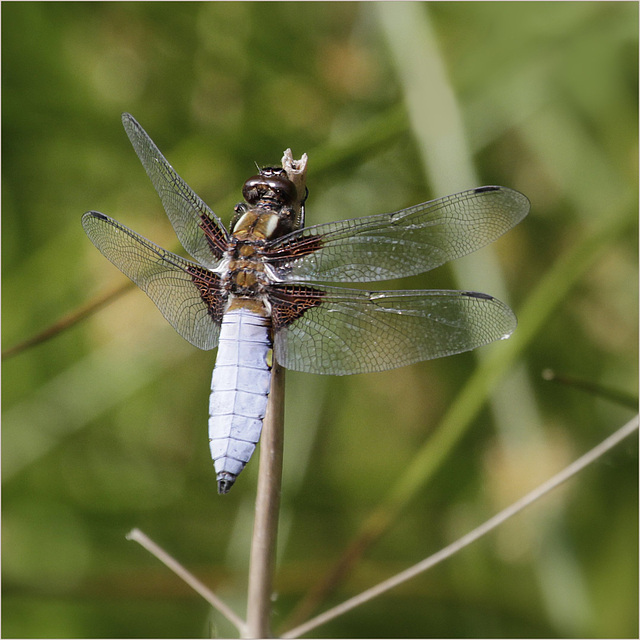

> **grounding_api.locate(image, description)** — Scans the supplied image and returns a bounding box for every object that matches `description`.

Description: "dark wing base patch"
[269,285,325,331]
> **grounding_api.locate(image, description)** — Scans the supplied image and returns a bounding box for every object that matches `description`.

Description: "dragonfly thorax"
[221,229,272,306]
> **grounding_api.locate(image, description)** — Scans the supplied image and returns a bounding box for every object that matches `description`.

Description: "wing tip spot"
[473,185,500,194]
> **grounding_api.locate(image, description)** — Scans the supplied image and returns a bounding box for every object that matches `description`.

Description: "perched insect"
[82,114,529,493]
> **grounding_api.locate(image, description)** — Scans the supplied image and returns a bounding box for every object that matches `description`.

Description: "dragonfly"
[82,114,529,494]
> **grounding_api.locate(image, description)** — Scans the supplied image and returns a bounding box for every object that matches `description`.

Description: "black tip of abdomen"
[217,473,237,494]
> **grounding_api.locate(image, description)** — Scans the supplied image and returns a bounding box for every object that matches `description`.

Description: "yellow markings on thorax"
[232,210,280,241]
[224,208,281,321]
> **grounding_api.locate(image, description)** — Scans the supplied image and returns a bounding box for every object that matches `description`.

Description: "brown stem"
[126,528,246,634]
[245,360,285,638]
[2,282,132,360]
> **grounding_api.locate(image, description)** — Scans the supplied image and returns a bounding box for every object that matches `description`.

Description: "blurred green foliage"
[2,2,637,638]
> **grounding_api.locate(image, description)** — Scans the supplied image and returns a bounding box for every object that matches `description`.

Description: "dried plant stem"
[240,147,302,637]
[282,415,639,638]
[542,369,638,409]
[126,528,246,634]
[2,282,132,360]
[245,360,286,638]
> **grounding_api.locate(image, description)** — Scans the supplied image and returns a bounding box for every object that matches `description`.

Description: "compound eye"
[242,176,263,204]
[242,173,297,205]
[268,175,297,204]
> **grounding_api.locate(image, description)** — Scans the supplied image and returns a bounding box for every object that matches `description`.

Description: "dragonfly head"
[242,168,297,209]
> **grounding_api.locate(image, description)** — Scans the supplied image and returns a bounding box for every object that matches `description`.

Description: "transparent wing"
[122,113,230,268]
[272,285,516,375]
[267,186,529,283]
[82,211,222,350]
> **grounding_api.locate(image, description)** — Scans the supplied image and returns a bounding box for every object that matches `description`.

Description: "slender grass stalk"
[126,528,245,634]
[282,415,639,638]
[542,369,638,410]
[245,360,285,638]
[244,148,304,637]
[1,282,133,360]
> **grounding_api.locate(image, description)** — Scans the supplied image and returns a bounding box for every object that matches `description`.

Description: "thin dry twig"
[245,361,286,638]
[542,369,638,409]
[2,283,132,360]
[245,150,307,638]
[282,415,639,638]
[126,528,246,634]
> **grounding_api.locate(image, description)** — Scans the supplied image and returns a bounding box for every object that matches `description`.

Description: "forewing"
[82,211,222,350]
[267,186,529,283]
[122,113,230,267]
[272,285,516,375]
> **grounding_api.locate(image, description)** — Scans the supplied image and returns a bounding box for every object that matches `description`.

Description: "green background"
[3,2,637,638]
